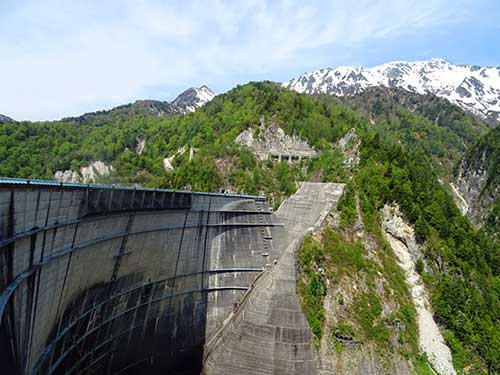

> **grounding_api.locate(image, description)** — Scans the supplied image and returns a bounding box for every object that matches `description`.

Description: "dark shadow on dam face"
[35,275,207,375]
[1,183,275,375]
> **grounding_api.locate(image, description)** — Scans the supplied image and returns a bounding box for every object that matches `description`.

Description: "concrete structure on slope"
[0,179,343,375]
[204,182,345,375]
[235,117,318,162]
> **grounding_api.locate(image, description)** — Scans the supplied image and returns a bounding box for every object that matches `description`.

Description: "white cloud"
[0,0,478,120]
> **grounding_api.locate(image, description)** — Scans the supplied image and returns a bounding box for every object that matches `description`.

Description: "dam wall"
[203,182,345,375]
[0,179,282,375]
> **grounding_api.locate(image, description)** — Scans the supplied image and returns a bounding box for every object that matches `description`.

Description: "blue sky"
[1,0,499,121]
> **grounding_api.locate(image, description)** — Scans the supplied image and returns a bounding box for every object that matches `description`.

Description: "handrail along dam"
[0,178,344,375]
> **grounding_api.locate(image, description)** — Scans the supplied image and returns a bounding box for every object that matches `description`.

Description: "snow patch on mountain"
[171,85,216,114]
[284,59,500,124]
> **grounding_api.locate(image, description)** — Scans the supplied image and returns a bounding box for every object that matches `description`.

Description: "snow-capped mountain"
[284,59,500,124]
[171,85,216,114]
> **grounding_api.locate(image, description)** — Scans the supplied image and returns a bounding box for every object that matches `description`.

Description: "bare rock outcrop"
[162,146,197,172]
[337,128,360,169]
[135,137,146,155]
[236,117,317,161]
[453,149,499,227]
[54,160,114,183]
[381,204,456,375]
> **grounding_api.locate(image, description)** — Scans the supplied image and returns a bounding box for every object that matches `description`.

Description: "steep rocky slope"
[453,126,500,229]
[235,116,317,160]
[0,114,15,123]
[53,160,114,183]
[171,85,216,113]
[381,205,455,375]
[296,187,439,375]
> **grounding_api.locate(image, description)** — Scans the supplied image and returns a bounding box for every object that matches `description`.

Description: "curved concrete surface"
[0,181,344,375]
[0,182,282,375]
[203,182,345,375]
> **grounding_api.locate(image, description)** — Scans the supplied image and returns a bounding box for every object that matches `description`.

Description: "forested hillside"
[336,135,499,373]
[0,81,499,373]
[326,87,490,176]
[0,82,363,203]
[0,82,486,189]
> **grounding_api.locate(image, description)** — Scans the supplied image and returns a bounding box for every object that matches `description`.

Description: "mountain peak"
[0,114,15,123]
[171,85,216,114]
[429,57,449,63]
[64,85,216,123]
[284,59,500,125]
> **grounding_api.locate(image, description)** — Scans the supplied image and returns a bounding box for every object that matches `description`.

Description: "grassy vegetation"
[297,225,417,356]
[413,355,438,375]
[337,184,357,228]
[321,228,366,274]
[351,292,389,344]
[297,236,327,341]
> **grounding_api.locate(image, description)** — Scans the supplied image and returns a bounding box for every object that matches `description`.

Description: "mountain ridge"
[0,114,15,123]
[284,58,500,125]
[64,85,215,124]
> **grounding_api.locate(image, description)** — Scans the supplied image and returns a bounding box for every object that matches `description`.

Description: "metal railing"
[0,177,265,200]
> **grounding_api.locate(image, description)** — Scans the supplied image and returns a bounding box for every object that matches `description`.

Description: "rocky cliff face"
[294,193,422,375]
[291,189,460,374]
[54,160,114,183]
[298,202,459,374]
[317,276,414,375]
[336,128,360,170]
[453,126,499,227]
[235,117,317,161]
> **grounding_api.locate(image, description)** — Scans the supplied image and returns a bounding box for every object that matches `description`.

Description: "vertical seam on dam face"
[0,181,281,375]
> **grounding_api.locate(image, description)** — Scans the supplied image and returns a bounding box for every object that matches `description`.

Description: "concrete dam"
[0,179,344,375]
